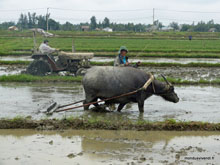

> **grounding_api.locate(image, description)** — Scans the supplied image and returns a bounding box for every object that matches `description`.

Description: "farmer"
[114,46,130,66]
[39,39,59,54]
[114,46,141,67]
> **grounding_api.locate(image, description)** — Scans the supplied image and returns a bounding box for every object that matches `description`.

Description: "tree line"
[0,12,220,32]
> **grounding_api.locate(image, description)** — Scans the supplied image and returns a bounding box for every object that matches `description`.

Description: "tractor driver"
[39,39,59,54]
[114,46,130,67]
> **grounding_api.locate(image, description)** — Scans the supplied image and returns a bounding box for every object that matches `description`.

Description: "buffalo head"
[155,75,179,103]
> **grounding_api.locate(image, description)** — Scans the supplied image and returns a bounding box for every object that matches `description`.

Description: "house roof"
[81,26,90,29]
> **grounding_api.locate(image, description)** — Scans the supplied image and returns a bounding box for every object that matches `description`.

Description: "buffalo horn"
[161,74,172,86]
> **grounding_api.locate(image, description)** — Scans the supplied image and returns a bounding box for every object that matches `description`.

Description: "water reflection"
[0,129,219,164]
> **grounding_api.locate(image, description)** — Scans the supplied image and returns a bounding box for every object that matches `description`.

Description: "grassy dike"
[0,74,82,82]
[0,74,220,85]
[0,60,30,65]
[0,117,220,131]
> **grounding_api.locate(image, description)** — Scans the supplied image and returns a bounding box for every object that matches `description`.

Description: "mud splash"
[0,129,219,164]
[0,65,26,76]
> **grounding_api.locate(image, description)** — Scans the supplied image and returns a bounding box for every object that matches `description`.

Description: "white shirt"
[39,43,56,54]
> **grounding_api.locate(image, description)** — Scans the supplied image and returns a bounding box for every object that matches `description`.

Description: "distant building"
[8,26,18,31]
[146,25,158,32]
[81,26,90,31]
[95,28,101,31]
[161,26,174,32]
[103,27,113,32]
[208,28,216,32]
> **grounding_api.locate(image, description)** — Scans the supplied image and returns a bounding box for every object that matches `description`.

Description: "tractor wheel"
[76,68,87,76]
[67,62,79,74]
[26,59,52,76]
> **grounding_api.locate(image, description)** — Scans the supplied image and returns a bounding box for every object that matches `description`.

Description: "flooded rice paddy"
[0,56,33,61]
[1,55,220,81]
[92,56,220,64]
[1,65,220,81]
[0,82,220,123]
[0,129,219,164]
[0,65,26,76]
[1,55,220,164]
[1,55,220,64]
[141,67,220,81]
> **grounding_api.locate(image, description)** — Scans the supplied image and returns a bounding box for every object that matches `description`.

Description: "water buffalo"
[82,66,179,113]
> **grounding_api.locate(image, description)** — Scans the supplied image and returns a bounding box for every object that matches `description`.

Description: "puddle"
[0,129,219,164]
[92,57,220,64]
[0,82,220,123]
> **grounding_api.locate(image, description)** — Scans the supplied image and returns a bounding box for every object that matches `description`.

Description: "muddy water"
[0,56,32,61]
[0,82,220,123]
[0,82,84,119]
[1,55,220,64]
[0,65,26,76]
[1,55,220,80]
[141,67,220,81]
[1,65,220,82]
[92,57,220,64]
[0,129,219,165]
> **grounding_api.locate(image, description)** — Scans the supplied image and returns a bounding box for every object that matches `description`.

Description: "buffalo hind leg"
[83,100,91,110]
[138,100,144,113]
[117,103,126,112]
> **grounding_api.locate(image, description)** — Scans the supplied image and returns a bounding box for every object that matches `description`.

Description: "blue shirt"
[122,56,126,64]
[119,54,127,64]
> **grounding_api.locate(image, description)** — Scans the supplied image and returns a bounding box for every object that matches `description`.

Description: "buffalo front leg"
[83,94,98,110]
[137,100,144,113]
[117,103,126,112]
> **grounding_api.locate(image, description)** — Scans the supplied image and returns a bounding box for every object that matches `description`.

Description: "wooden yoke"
[140,73,154,91]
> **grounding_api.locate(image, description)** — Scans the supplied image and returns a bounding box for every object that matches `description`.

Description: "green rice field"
[1,30,220,58]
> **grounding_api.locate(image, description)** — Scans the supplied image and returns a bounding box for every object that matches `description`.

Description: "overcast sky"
[1,0,220,25]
